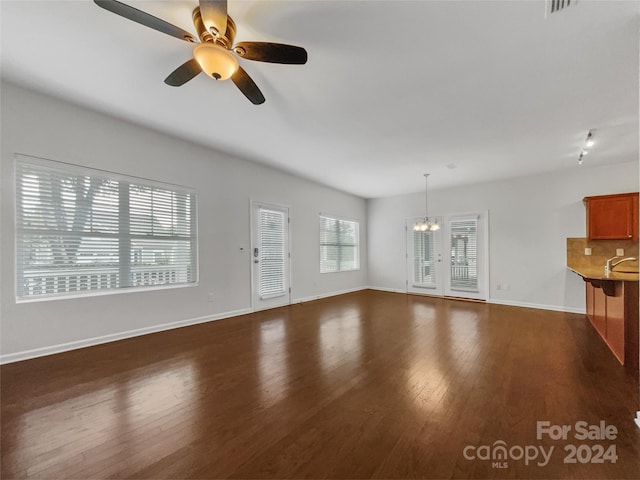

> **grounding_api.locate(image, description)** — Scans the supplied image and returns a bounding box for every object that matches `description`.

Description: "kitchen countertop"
[568,266,639,282]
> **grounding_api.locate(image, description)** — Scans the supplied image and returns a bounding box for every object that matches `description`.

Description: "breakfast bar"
[567,261,639,372]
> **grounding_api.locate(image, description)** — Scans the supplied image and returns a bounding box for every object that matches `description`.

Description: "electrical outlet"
[208,292,214,302]
[616,248,624,256]
[584,248,592,256]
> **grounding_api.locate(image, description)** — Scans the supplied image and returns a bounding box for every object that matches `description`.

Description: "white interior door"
[251,202,290,311]
[406,217,444,296]
[444,213,488,300]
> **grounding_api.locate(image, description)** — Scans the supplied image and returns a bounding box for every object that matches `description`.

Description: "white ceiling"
[1,0,638,198]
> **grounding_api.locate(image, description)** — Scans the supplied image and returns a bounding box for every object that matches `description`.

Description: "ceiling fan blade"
[94,0,196,43]
[164,59,202,87]
[231,67,265,105]
[199,0,227,37]
[234,42,307,64]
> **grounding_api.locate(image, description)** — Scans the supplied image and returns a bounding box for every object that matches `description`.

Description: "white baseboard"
[2,287,370,364]
[488,299,586,314]
[292,286,367,304]
[366,286,406,294]
[0,307,252,365]
[0,290,587,364]
[367,287,586,314]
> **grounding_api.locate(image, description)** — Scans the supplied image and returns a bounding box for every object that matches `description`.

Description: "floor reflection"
[257,318,289,408]
[319,307,363,377]
[406,359,450,414]
[12,360,197,477]
[409,298,482,375]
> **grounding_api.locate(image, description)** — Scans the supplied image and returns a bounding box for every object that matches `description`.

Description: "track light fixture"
[578,129,595,165]
[585,131,595,148]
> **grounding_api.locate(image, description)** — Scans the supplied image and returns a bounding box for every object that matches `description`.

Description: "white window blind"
[258,208,286,298]
[319,215,359,273]
[413,229,436,288]
[449,217,478,292]
[15,156,197,299]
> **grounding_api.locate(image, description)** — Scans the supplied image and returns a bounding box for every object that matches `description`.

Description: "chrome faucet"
[604,256,638,275]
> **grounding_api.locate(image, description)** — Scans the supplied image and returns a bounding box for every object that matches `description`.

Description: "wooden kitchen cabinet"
[623,281,639,372]
[585,280,594,321]
[584,192,639,241]
[605,282,625,364]
[591,281,607,338]
[584,279,639,371]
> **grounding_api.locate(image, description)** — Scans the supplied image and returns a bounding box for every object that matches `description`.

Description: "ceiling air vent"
[546,0,577,16]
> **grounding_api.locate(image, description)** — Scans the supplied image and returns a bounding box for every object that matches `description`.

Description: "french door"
[407,213,488,301]
[251,201,290,311]
[445,214,487,300]
[406,217,444,296]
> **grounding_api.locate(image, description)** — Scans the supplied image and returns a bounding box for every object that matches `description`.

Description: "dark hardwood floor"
[2,290,639,479]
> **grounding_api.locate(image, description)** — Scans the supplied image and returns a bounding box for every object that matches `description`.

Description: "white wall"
[1,82,368,361]
[2,80,638,362]
[367,161,639,312]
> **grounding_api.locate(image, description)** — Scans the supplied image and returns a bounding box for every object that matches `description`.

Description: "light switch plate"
[616,248,624,256]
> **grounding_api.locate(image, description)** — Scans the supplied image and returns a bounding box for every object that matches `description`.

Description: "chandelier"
[413,174,440,231]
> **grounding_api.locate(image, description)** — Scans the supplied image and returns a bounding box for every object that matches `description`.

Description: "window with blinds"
[413,230,437,288]
[258,208,286,298]
[449,217,478,291]
[319,215,359,273]
[15,155,197,299]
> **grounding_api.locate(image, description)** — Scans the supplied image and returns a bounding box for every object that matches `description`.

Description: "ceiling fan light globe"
[193,43,238,81]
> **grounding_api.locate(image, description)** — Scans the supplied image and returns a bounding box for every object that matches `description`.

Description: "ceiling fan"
[94,0,308,105]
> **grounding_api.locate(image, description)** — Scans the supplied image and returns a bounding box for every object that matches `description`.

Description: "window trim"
[319,213,360,274]
[14,154,199,302]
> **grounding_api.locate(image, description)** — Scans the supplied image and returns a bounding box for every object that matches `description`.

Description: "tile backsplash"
[567,238,639,272]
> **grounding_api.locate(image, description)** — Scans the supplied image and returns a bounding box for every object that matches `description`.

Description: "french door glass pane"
[450,218,478,291]
[413,230,436,288]
[259,208,286,298]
